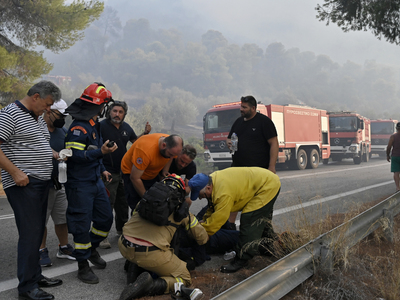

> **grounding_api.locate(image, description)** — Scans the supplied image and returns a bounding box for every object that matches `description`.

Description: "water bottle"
[58,161,67,183]
[231,132,238,154]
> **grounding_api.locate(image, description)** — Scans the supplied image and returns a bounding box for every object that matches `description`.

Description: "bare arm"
[268,136,279,174]
[129,164,146,197]
[160,158,173,178]
[0,141,29,186]
[387,135,395,162]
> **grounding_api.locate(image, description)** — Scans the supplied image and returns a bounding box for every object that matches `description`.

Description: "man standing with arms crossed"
[0,81,63,300]
[99,101,151,248]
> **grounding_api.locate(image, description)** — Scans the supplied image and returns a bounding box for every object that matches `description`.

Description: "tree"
[316,0,400,45]
[0,0,104,104]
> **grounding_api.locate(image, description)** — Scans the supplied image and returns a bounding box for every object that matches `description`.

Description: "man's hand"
[226,138,232,149]
[268,165,276,174]
[101,140,118,154]
[12,169,29,187]
[387,155,391,162]
[102,171,112,182]
[144,122,151,134]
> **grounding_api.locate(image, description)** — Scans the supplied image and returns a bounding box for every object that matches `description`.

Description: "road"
[0,156,394,299]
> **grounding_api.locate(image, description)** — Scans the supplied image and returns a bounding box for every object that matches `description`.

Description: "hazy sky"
[106,0,400,67]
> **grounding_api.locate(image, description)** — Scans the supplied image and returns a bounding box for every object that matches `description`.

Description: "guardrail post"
[319,244,333,274]
[382,209,394,243]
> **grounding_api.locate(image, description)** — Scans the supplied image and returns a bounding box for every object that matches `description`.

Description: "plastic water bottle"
[58,161,67,183]
[231,133,238,154]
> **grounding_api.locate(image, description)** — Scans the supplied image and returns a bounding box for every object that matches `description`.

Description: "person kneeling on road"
[189,167,281,273]
[118,175,207,300]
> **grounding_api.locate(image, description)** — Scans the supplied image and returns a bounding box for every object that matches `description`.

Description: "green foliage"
[316,0,400,45]
[0,0,104,104]
[49,17,400,122]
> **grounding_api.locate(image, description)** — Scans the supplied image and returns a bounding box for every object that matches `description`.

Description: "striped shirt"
[0,101,53,189]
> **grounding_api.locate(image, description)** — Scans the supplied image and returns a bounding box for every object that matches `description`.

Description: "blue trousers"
[65,179,113,261]
[5,177,51,293]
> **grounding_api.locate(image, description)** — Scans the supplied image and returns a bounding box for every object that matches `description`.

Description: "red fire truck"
[203,102,331,170]
[328,111,371,164]
[370,119,398,158]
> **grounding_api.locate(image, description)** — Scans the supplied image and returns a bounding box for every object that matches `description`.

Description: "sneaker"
[220,257,248,273]
[57,244,76,260]
[223,250,236,261]
[174,282,203,300]
[99,238,111,249]
[39,248,52,267]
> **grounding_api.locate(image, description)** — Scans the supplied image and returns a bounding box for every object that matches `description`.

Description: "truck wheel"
[307,149,319,169]
[353,156,362,164]
[322,158,329,165]
[296,149,308,170]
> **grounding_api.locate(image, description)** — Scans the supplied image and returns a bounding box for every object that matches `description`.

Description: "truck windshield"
[371,122,394,134]
[204,109,241,134]
[329,116,358,132]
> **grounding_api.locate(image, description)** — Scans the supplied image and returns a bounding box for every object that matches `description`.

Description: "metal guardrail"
[212,192,400,300]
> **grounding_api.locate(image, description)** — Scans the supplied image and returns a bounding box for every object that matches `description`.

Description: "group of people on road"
[0,82,282,300]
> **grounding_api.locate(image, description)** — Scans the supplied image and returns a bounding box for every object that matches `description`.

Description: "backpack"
[137,181,186,226]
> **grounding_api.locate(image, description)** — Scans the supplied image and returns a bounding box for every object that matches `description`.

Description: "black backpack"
[137,181,187,226]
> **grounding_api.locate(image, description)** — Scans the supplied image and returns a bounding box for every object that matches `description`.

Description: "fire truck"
[328,111,371,164]
[203,102,331,170]
[370,119,398,158]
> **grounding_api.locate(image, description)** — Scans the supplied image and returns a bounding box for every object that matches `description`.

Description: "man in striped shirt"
[0,81,63,300]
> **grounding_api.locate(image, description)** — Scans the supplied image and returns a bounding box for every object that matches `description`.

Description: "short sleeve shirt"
[0,101,53,189]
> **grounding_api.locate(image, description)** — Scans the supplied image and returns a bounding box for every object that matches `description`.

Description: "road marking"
[273,180,393,215]
[279,163,388,180]
[0,214,14,220]
[0,251,123,292]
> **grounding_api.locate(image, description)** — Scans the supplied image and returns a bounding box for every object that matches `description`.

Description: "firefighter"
[64,82,118,284]
[118,175,207,300]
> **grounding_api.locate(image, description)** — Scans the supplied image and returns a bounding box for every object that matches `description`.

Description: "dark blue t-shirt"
[100,119,137,173]
[168,159,197,180]
[50,127,67,177]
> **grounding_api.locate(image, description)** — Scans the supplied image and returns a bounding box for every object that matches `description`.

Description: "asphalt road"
[0,156,394,300]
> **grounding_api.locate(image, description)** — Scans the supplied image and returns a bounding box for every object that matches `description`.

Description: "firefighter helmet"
[79,82,112,105]
[161,174,186,199]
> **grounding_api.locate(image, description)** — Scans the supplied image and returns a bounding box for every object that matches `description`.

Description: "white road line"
[0,252,123,292]
[0,214,14,220]
[273,180,393,215]
[279,163,388,180]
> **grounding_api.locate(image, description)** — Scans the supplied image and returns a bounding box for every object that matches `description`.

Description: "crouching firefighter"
[118,174,207,300]
[64,82,118,284]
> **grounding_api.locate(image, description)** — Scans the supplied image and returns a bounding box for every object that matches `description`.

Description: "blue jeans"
[5,176,51,293]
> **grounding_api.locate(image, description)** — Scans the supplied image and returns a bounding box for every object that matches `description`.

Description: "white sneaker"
[174,282,184,297]
[188,288,203,300]
[99,238,111,249]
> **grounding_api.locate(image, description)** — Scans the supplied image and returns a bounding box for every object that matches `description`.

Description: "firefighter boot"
[78,260,99,284]
[126,262,145,284]
[119,272,153,300]
[174,282,204,300]
[88,247,106,269]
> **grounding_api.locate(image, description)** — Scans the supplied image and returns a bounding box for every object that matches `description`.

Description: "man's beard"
[241,110,252,119]
[111,117,122,124]
[160,148,169,158]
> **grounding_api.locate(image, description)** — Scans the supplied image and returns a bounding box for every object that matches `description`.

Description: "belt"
[121,235,159,252]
